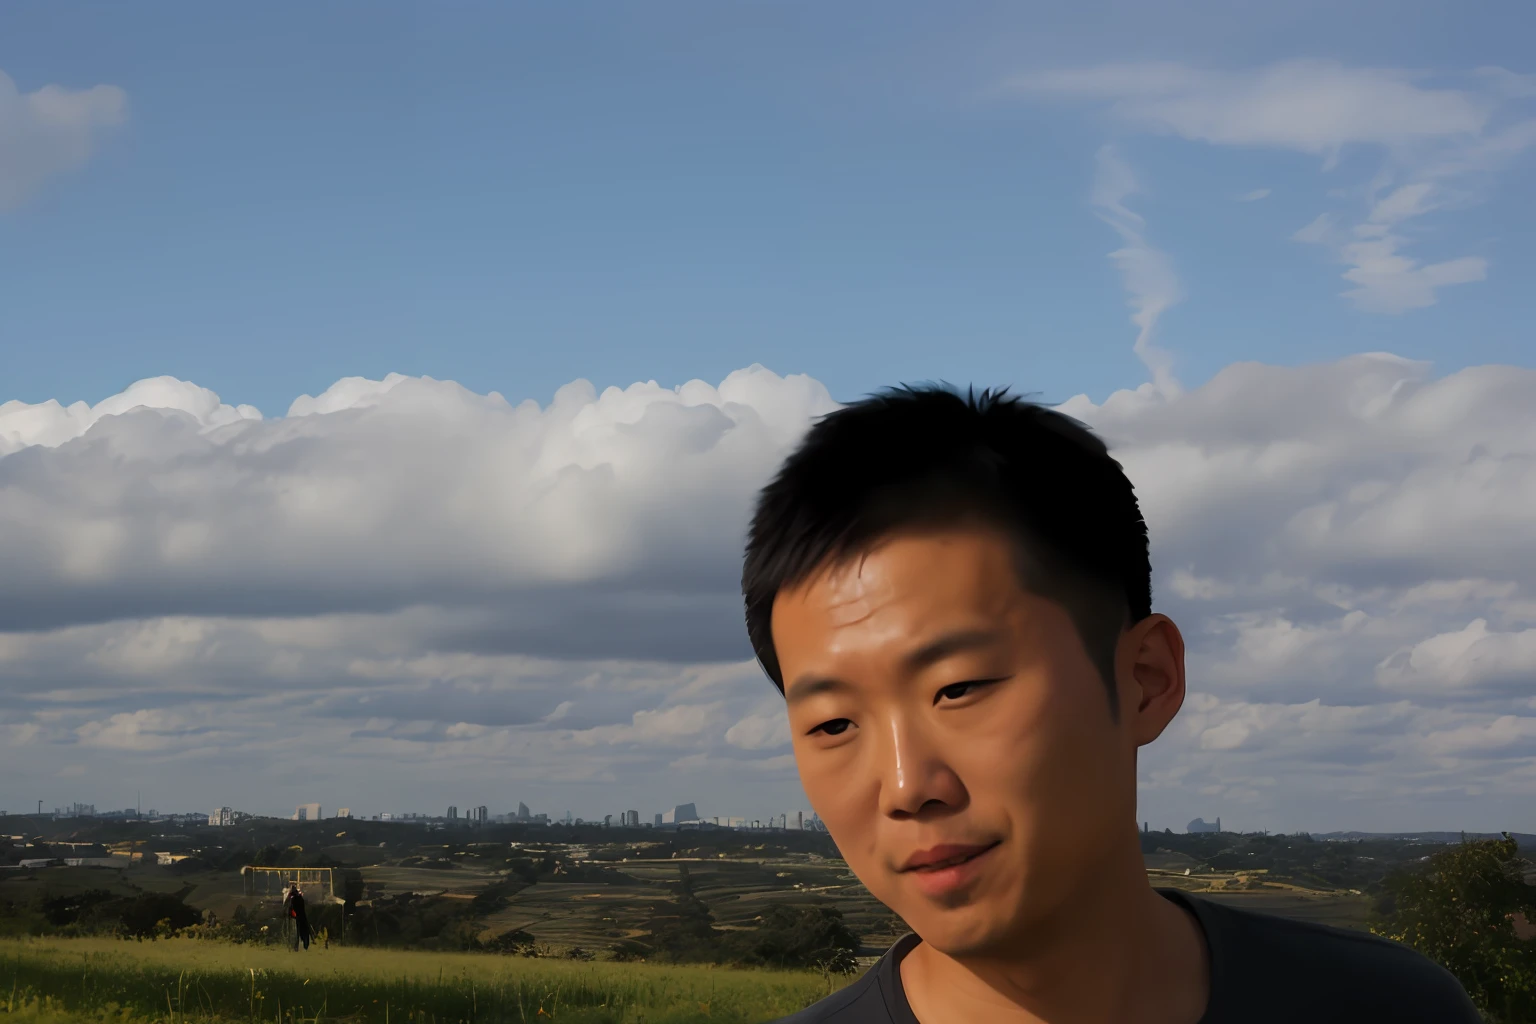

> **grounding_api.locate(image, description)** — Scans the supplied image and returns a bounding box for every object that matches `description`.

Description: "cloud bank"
[3,358,1534,830]
[0,369,834,645]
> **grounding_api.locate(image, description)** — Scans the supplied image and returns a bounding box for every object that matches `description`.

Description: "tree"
[753,904,862,971]
[1372,833,1536,1022]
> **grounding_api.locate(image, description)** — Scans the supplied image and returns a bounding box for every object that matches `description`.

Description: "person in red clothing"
[282,882,312,951]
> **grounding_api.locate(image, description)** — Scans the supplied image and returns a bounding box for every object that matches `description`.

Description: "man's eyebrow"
[784,675,852,706]
[784,629,1007,704]
[902,628,1007,672]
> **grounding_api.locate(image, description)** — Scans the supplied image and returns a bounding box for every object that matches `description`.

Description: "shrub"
[1372,833,1536,1023]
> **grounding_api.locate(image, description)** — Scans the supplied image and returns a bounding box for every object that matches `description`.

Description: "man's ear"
[1118,614,1186,747]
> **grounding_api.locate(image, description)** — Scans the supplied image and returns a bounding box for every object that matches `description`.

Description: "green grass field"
[0,938,848,1024]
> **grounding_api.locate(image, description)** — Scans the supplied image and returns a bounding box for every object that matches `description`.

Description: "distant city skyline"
[16,798,1526,843]
[0,796,1381,839]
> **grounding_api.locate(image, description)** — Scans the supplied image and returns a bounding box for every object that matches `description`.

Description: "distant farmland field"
[403,855,911,957]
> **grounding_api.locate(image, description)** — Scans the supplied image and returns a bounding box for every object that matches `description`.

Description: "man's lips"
[900,841,1001,872]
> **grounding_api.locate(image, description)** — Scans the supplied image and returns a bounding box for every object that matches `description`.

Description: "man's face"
[772,526,1156,956]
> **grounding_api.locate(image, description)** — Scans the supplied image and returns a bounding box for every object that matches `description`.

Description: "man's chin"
[902,905,1013,959]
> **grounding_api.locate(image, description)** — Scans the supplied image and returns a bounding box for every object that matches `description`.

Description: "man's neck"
[900,845,1209,1024]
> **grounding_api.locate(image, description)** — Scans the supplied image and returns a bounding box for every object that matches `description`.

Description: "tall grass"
[0,938,851,1024]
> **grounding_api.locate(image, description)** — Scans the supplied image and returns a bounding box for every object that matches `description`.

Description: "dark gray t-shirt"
[771,888,1481,1023]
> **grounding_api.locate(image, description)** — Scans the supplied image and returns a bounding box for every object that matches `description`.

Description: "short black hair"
[740,384,1152,713]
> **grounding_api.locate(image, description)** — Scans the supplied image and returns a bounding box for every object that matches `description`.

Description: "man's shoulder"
[767,935,919,1024]
[1181,892,1480,1020]
[768,967,888,1024]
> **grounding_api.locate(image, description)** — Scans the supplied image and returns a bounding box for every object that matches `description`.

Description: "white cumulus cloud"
[0,367,836,649]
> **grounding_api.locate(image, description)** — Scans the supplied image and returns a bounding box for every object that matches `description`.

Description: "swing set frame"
[240,865,337,903]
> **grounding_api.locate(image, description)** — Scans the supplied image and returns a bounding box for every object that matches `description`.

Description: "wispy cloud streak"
[1012,60,1536,314]
[1091,146,1182,398]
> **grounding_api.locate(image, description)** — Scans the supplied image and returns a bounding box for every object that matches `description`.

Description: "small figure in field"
[283,882,312,951]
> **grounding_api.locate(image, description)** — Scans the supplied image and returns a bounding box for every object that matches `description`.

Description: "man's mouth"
[901,841,1001,872]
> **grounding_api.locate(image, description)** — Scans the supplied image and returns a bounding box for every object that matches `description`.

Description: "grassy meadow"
[0,937,849,1024]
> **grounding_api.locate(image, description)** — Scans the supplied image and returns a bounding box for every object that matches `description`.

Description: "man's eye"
[936,678,1006,704]
[810,718,853,737]
[937,683,975,702]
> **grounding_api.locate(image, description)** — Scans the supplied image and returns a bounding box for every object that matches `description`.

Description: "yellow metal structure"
[240,865,337,903]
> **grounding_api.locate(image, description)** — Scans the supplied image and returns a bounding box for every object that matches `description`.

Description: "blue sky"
[2,2,1535,830]
[4,0,1533,415]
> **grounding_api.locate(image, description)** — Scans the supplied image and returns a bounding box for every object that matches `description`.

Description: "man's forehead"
[779,530,1023,626]
[801,554,902,631]
[774,535,1050,694]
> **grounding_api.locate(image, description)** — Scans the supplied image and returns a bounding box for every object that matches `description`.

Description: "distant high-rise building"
[476,805,488,824]
[209,807,235,826]
[337,808,352,819]
[517,802,530,820]
[448,806,458,820]
[293,802,321,821]
[660,803,698,826]
[654,812,663,827]
[603,814,612,827]
[625,809,638,826]
[796,810,804,830]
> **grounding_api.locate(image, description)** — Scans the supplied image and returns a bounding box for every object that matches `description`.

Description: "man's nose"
[874,712,966,818]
